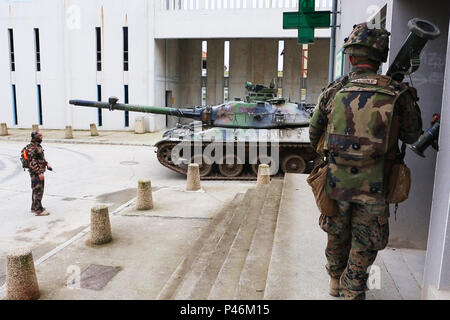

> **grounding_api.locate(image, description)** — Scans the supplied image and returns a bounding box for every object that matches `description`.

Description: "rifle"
[386,18,440,82]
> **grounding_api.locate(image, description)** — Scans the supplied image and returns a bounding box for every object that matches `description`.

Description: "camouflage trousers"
[30,174,45,214]
[319,200,389,300]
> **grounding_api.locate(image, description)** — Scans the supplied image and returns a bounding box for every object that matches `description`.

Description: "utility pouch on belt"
[386,143,411,204]
[307,159,339,217]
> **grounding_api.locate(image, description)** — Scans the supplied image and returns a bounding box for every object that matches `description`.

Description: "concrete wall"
[387,0,450,249]
[422,19,450,296]
[0,0,156,131]
[154,0,332,39]
[336,0,390,76]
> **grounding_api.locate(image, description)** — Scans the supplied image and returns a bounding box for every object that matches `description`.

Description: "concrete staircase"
[157,174,332,300]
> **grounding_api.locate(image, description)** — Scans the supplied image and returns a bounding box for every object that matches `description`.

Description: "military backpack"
[20,144,31,170]
[324,74,409,204]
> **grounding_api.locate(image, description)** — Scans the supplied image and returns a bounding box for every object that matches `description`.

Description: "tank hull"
[154,126,318,180]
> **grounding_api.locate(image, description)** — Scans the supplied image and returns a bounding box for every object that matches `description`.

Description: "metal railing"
[159,0,331,11]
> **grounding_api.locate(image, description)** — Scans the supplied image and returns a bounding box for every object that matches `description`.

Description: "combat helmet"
[343,22,390,63]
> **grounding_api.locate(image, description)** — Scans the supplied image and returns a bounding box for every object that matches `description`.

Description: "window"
[201,41,207,106]
[223,40,230,102]
[124,85,129,127]
[97,85,102,126]
[37,85,43,125]
[34,28,41,71]
[8,28,15,72]
[301,44,308,101]
[96,27,102,71]
[277,40,285,97]
[11,84,18,125]
[123,27,128,71]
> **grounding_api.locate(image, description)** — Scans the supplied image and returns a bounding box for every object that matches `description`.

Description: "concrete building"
[0,0,331,132]
[334,0,450,299]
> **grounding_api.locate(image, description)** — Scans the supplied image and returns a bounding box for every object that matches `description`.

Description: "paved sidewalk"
[0,182,254,300]
[0,128,164,146]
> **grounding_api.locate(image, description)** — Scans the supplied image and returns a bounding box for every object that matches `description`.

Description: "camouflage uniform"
[309,23,422,299]
[28,134,48,214]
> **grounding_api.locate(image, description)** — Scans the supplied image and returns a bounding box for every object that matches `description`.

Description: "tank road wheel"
[218,155,244,177]
[281,154,306,174]
[250,156,279,176]
[158,145,174,165]
[191,155,213,177]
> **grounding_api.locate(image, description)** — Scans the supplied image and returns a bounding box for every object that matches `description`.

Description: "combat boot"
[35,210,50,216]
[329,277,340,297]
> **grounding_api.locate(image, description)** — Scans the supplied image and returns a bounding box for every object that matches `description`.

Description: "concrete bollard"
[6,247,40,300]
[90,123,99,136]
[89,205,112,245]
[257,164,271,185]
[136,179,153,210]
[65,125,73,139]
[32,124,39,132]
[0,123,8,136]
[186,163,201,191]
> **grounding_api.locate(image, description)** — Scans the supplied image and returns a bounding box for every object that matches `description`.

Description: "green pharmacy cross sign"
[283,0,331,44]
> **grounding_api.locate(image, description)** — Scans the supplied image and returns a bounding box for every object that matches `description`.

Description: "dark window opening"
[124,85,129,127]
[34,28,41,71]
[97,85,102,126]
[11,85,18,125]
[8,29,15,72]
[96,27,102,71]
[123,27,129,71]
[37,85,43,125]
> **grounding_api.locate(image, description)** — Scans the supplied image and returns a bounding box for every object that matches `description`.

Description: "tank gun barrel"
[69,97,203,121]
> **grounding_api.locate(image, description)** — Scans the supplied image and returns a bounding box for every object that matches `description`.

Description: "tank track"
[155,141,318,181]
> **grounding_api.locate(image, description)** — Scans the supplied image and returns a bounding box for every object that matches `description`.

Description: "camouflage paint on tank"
[69,82,313,130]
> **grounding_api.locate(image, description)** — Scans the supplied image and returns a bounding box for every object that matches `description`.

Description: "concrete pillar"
[307,38,330,104]
[179,39,202,107]
[257,164,271,185]
[65,125,73,139]
[90,123,99,136]
[422,18,450,298]
[89,205,112,245]
[206,40,224,105]
[0,123,8,136]
[283,39,302,103]
[6,247,40,300]
[32,124,39,132]
[229,39,251,100]
[186,163,201,191]
[137,179,153,210]
[229,39,278,101]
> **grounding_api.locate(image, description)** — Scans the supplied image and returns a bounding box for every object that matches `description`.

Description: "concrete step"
[263,173,335,299]
[171,188,257,299]
[235,179,284,300]
[208,184,271,299]
[156,192,244,300]
[187,185,270,299]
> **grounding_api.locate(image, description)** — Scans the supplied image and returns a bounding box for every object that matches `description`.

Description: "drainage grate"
[120,161,139,166]
[80,264,121,291]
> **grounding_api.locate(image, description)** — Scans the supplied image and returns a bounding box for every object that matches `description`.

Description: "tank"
[69,81,318,180]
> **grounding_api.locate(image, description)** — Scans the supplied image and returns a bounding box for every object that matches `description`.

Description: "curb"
[0,137,154,147]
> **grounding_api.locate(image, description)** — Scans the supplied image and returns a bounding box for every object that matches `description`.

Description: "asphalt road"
[0,140,185,285]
